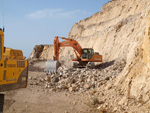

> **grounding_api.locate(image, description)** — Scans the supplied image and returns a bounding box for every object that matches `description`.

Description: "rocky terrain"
[29,58,126,92]
[5,70,94,113]
[26,57,147,112]
[27,0,150,112]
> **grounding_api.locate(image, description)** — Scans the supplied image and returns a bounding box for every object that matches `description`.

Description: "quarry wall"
[29,0,150,104]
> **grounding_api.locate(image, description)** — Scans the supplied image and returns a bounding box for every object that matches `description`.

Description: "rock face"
[29,0,150,105]
[29,45,54,61]
[29,45,73,67]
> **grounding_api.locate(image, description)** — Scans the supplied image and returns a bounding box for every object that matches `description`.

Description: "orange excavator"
[45,36,102,74]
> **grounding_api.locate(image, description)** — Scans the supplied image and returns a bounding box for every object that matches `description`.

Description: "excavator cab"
[82,48,94,60]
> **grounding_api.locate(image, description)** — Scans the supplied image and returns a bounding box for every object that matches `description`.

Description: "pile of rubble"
[29,58,126,92]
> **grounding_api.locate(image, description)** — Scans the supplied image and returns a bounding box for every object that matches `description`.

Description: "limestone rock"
[69,87,76,92]
[44,76,51,82]
[84,83,90,89]
[52,77,59,82]
[33,81,39,85]
[39,77,44,82]
[29,76,32,80]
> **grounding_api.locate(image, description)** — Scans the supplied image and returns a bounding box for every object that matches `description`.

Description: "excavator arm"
[54,36,82,61]
[45,36,83,74]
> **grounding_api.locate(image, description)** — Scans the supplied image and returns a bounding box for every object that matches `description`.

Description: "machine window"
[83,49,87,54]
[82,49,87,59]
[91,49,94,55]
[88,49,93,59]
[0,35,1,60]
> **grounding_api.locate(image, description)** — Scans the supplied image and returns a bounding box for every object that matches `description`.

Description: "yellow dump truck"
[0,28,28,112]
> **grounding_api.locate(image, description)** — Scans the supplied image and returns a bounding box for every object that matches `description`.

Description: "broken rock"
[84,83,90,89]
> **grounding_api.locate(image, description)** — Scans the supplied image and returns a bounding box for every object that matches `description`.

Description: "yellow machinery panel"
[0,29,28,92]
[3,48,26,60]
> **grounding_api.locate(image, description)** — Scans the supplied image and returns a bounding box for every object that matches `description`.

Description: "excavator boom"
[45,36,83,74]
[54,36,82,60]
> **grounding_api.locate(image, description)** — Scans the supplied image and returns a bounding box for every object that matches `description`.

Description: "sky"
[0,0,111,58]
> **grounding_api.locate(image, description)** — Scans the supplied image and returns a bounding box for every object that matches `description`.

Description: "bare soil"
[3,60,147,113]
[3,71,97,113]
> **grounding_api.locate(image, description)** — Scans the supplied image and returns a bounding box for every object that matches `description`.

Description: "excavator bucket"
[44,60,61,75]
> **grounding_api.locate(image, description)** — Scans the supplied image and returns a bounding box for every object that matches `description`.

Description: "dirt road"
[4,71,96,113]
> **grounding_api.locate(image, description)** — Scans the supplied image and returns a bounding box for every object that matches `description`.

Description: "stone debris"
[33,81,39,85]
[44,76,51,82]
[39,77,44,82]
[29,76,32,80]
[29,58,126,92]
